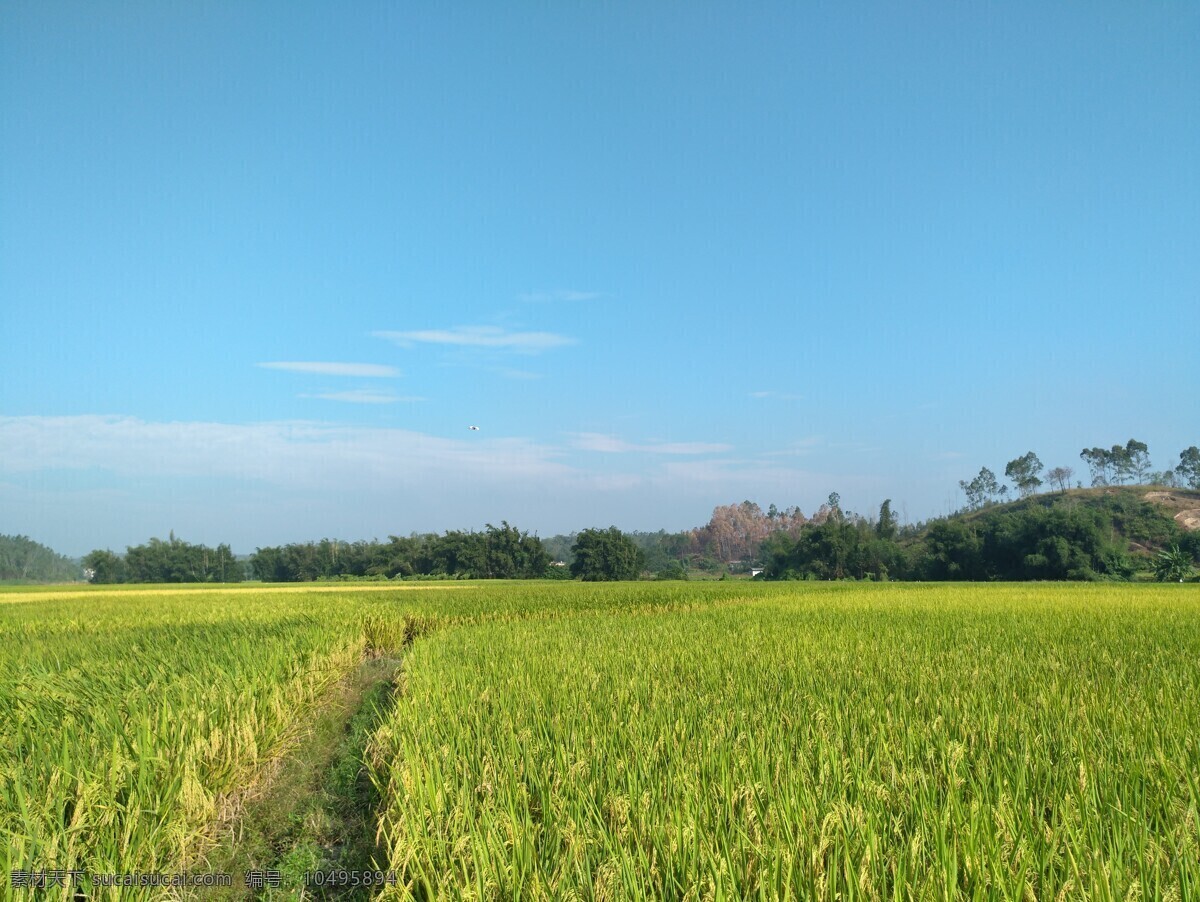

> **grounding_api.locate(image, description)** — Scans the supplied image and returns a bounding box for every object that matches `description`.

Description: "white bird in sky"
[468,425,480,431]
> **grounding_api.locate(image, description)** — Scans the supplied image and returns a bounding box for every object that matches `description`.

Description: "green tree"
[1005,452,1044,498]
[482,522,550,578]
[656,561,688,580]
[1122,439,1151,483]
[1080,447,1111,486]
[921,520,984,579]
[1155,545,1194,583]
[826,492,842,518]
[121,534,244,582]
[423,530,486,577]
[1079,442,1150,486]
[249,545,291,581]
[82,549,127,584]
[1177,446,1200,489]
[570,527,644,581]
[1109,445,1134,484]
[959,468,1003,510]
[876,499,897,541]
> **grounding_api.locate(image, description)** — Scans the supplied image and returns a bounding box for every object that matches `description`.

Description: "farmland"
[2,582,1199,899]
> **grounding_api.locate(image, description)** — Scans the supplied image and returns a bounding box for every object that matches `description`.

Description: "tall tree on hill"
[1109,445,1133,484]
[1047,466,1074,493]
[959,468,1004,510]
[1080,447,1111,486]
[1176,446,1200,489]
[1103,440,1143,484]
[1005,452,1044,498]
[1124,439,1151,483]
[1080,441,1151,487]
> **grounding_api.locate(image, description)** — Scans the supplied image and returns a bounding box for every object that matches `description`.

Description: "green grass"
[192,652,405,901]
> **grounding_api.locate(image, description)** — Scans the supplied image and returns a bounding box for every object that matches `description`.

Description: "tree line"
[81,523,649,583]
[249,522,550,581]
[83,533,242,584]
[75,438,1200,585]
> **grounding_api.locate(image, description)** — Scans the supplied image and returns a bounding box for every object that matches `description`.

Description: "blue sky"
[2,2,1198,556]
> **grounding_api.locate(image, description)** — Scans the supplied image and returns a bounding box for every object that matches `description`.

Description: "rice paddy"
[2,581,1198,899]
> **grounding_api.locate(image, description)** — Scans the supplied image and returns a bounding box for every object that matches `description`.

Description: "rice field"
[3,581,1199,899]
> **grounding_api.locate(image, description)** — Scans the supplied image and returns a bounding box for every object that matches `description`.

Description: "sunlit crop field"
[3,581,1199,900]
[1,587,382,895]
[366,583,1200,900]
[0,581,761,898]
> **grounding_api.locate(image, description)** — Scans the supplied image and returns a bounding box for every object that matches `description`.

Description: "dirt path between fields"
[184,652,404,901]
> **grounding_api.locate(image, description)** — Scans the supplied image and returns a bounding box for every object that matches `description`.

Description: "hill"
[0,534,83,583]
[916,484,1200,580]
[956,485,1200,548]
[760,485,1200,582]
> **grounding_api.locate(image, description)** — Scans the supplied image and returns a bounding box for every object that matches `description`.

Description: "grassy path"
[190,652,404,901]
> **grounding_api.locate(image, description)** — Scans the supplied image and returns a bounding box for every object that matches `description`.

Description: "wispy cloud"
[749,390,804,401]
[300,390,424,405]
[0,415,578,550]
[519,289,605,303]
[374,326,574,353]
[0,415,569,487]
[0,415,849,551]
[257,361,400,378]
[570,432,732,455]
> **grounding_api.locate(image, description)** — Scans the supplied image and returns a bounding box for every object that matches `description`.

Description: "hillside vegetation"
[0,534,81,583]
[762,486,1200,583]
[921,485,1200,577]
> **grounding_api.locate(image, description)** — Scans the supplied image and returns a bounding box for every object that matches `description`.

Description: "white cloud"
[301,390,424,405]
[0,415,570,488]
[373,326,575,353]
[570,432,733,455]
[257,361,400,378]
[519,290,604,303]
[749,390,804,401]
[0,415,858,550]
